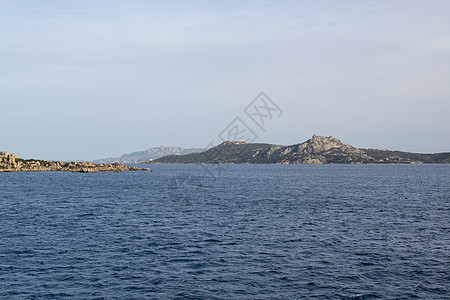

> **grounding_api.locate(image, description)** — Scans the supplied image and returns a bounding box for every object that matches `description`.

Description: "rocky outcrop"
[153,135,450,164]
[262,135,373,164]
[0,152,150,173]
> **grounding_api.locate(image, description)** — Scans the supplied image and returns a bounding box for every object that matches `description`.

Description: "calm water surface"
[0,165,449,299]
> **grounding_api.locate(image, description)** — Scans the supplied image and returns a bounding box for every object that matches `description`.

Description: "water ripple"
[0,165,449,299]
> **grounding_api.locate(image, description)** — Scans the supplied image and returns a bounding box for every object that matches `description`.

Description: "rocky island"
[153,135,450,164]
[0,152,150,173]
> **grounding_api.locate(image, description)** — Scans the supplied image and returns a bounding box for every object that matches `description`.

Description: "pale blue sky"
[1,0,449,160]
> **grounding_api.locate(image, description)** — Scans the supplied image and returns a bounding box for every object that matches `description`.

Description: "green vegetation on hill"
[153,135,450,164]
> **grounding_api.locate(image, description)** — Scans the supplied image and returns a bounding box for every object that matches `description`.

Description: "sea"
[0,164,449,299]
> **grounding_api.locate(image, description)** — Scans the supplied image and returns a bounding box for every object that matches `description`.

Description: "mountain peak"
[309,134,339,142]
[297,135,355,155]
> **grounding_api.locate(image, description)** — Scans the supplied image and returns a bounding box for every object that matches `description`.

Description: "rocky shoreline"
[0,152,150,173]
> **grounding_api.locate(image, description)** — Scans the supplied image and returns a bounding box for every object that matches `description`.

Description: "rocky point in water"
[0,152,150,173]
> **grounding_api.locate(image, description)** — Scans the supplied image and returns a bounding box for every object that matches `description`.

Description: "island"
[151,135,450,164]
[0,152,150,173]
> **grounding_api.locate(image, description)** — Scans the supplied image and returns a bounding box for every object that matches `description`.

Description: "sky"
[1,0,449,161]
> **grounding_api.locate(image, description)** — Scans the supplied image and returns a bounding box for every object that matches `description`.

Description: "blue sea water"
[0,164,449,299]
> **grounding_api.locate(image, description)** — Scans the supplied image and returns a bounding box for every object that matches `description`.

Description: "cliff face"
[0,152,150,173]
[153,135,450,164]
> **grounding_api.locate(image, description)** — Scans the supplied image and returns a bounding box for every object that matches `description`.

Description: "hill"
[153,135,450,164]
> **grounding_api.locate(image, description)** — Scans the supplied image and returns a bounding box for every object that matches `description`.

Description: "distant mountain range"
[153,135,450,164]
[92,146,204,164]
